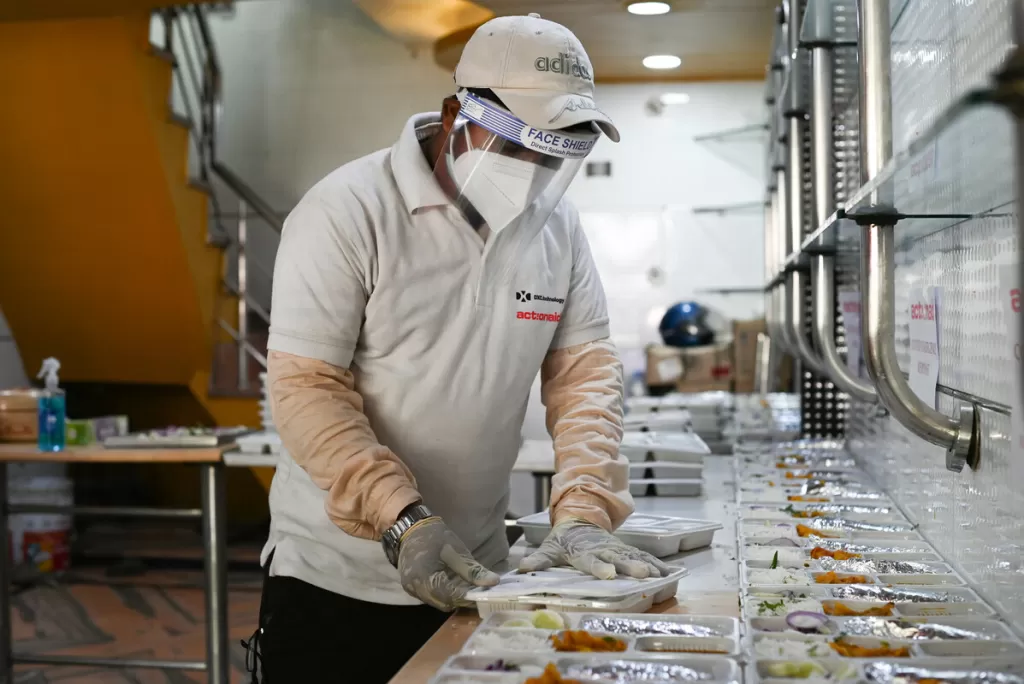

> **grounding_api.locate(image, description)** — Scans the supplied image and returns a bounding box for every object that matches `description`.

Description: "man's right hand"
[397,517,500,611]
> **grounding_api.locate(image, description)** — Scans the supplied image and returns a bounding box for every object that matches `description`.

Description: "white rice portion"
[469,630,553,653]
[755,637,833,659]
[744,548,806,564]
[749,568,812,585]
[748,595,824,616]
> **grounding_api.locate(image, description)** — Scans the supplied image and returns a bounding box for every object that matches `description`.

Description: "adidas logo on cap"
[534,52,592,81]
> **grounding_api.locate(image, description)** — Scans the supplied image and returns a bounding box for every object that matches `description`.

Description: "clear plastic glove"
[518,517,674,580]
[398,517,500,611]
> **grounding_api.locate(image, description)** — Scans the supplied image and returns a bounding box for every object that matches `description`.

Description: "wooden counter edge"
[0,443,234,463]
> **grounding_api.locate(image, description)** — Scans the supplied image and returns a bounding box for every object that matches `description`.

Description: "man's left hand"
[518,517,674,580]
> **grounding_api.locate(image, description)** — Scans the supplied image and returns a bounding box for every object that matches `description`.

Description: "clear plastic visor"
[437,91,599,234]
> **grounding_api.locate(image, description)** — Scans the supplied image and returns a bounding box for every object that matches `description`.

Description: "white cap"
[455,13,620,143]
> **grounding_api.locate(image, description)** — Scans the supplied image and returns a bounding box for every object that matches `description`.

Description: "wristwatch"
[381,502,434,567]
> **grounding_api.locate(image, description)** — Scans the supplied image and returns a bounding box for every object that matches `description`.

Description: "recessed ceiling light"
[627,1,671,15]
[643,54,682,70]
[659,92,690,104]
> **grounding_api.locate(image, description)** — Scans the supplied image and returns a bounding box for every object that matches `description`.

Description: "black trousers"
[251,558,450,683]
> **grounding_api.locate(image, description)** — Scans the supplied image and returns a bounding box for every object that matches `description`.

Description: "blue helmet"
[659,301,715,348]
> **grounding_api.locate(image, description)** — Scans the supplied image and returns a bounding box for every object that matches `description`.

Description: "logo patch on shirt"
[517,311,562,322]
[515,288,564,323]
[514,291,565,305]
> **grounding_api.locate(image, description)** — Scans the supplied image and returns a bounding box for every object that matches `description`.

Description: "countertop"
[0,443,232,463]
[388,455,740,683]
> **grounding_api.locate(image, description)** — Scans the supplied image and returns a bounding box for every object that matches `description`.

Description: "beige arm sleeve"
[268,350,422,540]
[541,338,634,531]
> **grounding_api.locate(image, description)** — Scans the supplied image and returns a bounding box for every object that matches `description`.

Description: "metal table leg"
[532,473,552,512]
[0,465,10,683]
[200,463,228,684]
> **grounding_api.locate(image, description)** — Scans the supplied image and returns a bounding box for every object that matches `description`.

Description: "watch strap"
[381,503,433,567]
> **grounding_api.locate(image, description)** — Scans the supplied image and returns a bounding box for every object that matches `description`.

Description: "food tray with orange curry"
[741,585,995,621]
[738,482,892,506]
[427,609,744,684]
[745,656,1024,684]
[429,653,742,684]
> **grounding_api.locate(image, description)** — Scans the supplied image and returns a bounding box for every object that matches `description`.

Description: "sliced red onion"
[766,537,800,547]
[785,611,833,634]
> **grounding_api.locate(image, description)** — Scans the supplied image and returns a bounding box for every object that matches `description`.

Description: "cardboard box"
[676,342,734,393]
[645,345,687,388]
[732,318,767,393]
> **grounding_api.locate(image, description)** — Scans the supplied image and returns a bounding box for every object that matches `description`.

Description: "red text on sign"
[910,303,935,321]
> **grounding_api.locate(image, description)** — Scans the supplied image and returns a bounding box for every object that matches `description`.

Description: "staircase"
[0,5,280,495]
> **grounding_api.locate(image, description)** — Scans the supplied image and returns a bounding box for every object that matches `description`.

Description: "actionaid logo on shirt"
[514,290,564,323]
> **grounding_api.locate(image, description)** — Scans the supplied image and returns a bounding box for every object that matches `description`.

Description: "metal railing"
[155,4,281,392]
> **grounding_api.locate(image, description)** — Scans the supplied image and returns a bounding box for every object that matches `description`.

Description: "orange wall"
[0,15,219,385]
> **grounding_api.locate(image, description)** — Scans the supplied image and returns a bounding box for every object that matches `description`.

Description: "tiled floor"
[10,568,261,683]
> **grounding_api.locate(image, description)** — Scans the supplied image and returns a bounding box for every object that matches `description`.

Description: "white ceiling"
[435,0,776,82]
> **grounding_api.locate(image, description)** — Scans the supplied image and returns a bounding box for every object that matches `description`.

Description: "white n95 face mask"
[448,128,556,234]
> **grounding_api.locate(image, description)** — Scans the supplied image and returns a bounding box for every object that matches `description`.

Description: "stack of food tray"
[737,441,1024,684]
[626,392,736,454]
[619,430,710,497]
[731,394,802,443]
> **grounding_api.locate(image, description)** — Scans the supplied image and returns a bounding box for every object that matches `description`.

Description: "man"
[248,12,672,683]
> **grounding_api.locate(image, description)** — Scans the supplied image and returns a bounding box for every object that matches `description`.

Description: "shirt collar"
[391,112,451,214]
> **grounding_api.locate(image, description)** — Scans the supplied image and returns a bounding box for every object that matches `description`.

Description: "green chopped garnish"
[770,551,780,569]
[783,504,797,515]
[758,599,786,614]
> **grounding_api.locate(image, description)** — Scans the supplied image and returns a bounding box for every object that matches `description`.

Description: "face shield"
[438,91,599,235]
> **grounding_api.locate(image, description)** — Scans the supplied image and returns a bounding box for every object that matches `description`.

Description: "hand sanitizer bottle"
[36,358,66,452]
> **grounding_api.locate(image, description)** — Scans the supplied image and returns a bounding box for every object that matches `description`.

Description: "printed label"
[838,290,862,377]
[457,92,598,160]
[908,286,941,408]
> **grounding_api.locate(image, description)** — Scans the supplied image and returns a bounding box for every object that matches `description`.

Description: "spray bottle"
[36,358,66,452]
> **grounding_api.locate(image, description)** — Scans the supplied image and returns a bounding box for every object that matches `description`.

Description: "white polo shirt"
[263,112,611,604]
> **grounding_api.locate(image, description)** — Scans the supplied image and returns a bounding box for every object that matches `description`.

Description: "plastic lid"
[466,565,687,602]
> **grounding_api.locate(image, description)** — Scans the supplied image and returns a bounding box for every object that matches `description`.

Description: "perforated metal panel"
[839,0,1024,636]
[794,0,847,438]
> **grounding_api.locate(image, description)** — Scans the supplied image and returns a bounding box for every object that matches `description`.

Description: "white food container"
[747,615,1022,643]
[626,391,731,414]
[434,652,742,684]
[748,658,859,684]
[629,478,704,497]
[623,410,693,433]
[516,512,723,557]
[620,431,709,464]
[480,611,740,643]
[741,519,923,542]
[653,478,704,497]
[742,585,997,620]
[628,461,703,480]
[739,503,907,524]
[462,626,740,657]
[465,566,688,617]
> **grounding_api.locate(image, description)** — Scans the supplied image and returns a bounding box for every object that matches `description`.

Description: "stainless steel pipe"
[775,166,797,353]
[857,0,975,471]
[809,45,877,402]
